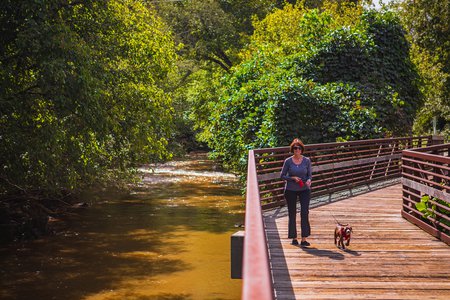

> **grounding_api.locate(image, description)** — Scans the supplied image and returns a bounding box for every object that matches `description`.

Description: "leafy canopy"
[205,2,422,173]
[394,0,450,139]
[0,0,177,195]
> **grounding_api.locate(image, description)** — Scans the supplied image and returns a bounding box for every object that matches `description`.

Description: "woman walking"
[280,138,312,246]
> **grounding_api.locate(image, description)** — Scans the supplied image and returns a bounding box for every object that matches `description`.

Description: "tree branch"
[0,175,27,193]
[170,69,193,91]
[214,47,233,69]
[205,55,230,72]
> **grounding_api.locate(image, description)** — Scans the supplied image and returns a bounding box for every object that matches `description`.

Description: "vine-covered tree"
[204,2,423,173]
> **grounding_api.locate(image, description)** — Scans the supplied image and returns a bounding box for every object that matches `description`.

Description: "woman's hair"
[290,138,305,153]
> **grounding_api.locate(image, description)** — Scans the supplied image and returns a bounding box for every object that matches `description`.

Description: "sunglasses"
[293,146,302,151]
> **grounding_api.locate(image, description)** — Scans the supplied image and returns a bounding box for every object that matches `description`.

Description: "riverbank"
[0,191,90,244]
[0,177,134,244]
[0,152,243,300]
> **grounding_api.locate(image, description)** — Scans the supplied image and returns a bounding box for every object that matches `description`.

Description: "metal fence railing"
[254,136,434,209]
[401,143,450,245]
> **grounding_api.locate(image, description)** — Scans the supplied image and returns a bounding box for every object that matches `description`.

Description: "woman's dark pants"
[284,189,311,239]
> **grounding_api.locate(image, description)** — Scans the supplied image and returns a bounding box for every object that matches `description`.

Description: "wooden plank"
[402,157,450,172]
[402,164,450,183]
[402,172,450,190]
[258,172,281,182]
[264,184,450,299]
[403,148,450,164]
[312,154,402,172]
[402,178,450,203]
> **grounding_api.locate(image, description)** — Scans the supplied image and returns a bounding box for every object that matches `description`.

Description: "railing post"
[431,135,445,145]
[231,231,244,279]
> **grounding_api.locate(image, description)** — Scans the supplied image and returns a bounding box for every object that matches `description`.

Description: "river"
[0,153,243,299]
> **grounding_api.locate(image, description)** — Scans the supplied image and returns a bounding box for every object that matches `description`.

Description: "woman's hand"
[306,179,312,187]
[292,176,300,182]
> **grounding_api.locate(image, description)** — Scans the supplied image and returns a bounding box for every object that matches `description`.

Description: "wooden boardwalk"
[264,184,450,299]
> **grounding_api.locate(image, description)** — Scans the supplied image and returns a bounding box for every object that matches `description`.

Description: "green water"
[0,154,243,300]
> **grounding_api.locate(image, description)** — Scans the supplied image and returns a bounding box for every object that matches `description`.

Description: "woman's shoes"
[300,241,310,247]
[291,239,310,246]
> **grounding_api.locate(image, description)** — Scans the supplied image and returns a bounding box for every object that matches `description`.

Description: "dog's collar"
[340,228,350,240]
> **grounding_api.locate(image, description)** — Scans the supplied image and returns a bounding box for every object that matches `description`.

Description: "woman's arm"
[280,158,294,181]
[305,158,312,188]
[306,158,312,181]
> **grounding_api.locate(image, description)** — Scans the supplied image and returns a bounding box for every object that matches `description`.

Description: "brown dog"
[334,223,352,250]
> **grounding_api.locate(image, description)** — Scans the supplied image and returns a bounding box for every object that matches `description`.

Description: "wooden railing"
[401,143,450,244]
[254,136,434,209]
[241,150,274,300]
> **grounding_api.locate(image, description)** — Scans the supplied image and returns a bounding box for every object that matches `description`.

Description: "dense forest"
[1,0,449,241]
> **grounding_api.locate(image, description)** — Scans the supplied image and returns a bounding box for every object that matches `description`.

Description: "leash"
[331,214,347,227]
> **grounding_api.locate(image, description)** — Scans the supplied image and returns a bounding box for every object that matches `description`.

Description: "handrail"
[242,150,274,300]
[253,135,433,154]
[401,143,450,245]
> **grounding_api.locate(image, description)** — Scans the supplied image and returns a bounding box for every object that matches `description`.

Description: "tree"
[394,0,450,139]
[204,2,423,173]
[0,0,177,196]
[154,0,287,153]
[154,0,240,72]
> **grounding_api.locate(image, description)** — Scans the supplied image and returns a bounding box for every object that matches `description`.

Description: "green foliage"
[155,0,240,71]
[416,195,436,219]
[218,0,284,35]
[166,64,217,153]
[0,0,177,196]
[155,0,289,70]
[205,2,423,173]
[295,10,422,133]
[155,0,287,155]
[394,0,450,140]
[415,194,450,232]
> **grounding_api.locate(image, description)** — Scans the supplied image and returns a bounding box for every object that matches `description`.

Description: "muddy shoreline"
[0,186,131,245]
[0,193,80,244]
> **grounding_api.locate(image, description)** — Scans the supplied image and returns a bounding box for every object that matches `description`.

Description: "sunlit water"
[0,153,244,300]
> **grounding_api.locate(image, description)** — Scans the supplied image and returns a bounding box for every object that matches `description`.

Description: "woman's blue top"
[280,156,312,191]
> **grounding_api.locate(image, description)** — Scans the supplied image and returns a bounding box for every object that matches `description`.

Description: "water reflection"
[0,153,243,299]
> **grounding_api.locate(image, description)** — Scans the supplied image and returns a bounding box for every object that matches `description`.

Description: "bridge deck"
[264,184,450,299]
